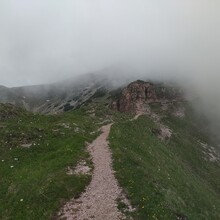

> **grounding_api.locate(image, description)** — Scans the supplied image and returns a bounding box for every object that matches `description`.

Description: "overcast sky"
[0,0,219,87]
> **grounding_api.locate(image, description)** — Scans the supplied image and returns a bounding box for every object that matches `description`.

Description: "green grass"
[2,98,220,220]
[0,106,100,220]
[0,98,130,220]
[109,108,220,219]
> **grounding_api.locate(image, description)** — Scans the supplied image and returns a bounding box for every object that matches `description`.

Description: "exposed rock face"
[111,80,183,114]
[111,80,156,113]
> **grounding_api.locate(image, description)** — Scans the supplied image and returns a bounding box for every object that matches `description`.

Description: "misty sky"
[0,0,220,87]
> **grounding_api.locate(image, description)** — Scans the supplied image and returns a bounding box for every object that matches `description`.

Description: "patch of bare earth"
[20,143,32,148]
[66,160,91,176]
[173,107,185,118]
[158,125,172,141]
[58,124,132,220]
[199,141,220,162]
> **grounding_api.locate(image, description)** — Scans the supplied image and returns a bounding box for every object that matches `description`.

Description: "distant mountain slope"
[0,73,112,114]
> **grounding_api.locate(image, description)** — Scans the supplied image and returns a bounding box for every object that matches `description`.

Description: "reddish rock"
[111,80,183,114]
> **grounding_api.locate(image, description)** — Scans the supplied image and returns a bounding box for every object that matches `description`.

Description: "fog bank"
[0,0,219,85]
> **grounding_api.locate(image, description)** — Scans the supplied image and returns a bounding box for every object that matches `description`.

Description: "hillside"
[0,79,220,219]
[108,80,220,219]
[0,68,136,114]
[0,74,107,114]
[0,93,129,219]
[110,106,220,220]
[0,104,98,219]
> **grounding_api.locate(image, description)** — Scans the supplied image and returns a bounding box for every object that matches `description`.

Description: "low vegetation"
[109,103,220,220]
[0,105,100,219]
[0,97,130,219]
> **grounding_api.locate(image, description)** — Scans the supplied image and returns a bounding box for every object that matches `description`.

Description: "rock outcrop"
[111,80,183,114]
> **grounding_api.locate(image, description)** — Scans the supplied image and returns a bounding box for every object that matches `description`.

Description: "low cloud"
[0,0,219,85]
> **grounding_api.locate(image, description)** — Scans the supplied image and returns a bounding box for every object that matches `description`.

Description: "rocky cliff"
[111,80,184,114]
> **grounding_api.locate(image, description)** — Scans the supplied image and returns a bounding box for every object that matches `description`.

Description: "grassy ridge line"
[109,114,220,220]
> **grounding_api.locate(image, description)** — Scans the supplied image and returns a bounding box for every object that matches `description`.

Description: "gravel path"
[58,124,126,220]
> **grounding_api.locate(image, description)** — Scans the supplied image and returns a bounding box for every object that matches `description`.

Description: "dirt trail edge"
[58,124,128,220]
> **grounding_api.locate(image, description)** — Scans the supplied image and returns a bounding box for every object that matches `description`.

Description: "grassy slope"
[109,104,220,220]
[0,105,100,220]
[2,97,220,220]
[0,97,129,220]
